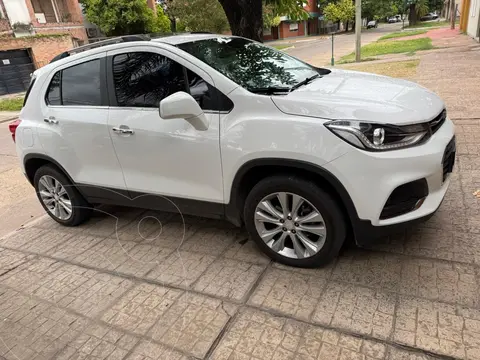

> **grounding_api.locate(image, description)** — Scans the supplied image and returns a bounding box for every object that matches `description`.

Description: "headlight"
[324,120,430,151]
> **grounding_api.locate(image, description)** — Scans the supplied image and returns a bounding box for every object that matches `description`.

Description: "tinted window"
[113,52,186,107]
[178,37,319,92]
[61,60,101,106]
[46,72,61,105]
[186,69,233,112]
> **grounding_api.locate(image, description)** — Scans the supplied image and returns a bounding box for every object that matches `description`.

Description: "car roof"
[152,33,231,45]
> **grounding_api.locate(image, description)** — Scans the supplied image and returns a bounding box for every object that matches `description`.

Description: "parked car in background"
[10,34,455,268]
[367,20,378,29]
[388,17,397,23]
[421,13,438,21]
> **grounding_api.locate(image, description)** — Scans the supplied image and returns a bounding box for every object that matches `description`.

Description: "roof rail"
[50,35,150,64]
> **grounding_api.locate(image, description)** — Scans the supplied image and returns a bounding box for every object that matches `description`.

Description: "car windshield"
[177,37,320,93]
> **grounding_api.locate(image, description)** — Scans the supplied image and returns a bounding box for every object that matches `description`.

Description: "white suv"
[11,34,455,268]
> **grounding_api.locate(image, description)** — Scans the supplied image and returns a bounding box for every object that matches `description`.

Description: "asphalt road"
[284,22,405,66]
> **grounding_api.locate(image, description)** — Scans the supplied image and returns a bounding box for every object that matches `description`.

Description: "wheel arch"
[225,158,359,234]
[24,153,75,186]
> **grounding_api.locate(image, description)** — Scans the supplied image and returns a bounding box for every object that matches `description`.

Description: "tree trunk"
[218,0,263,41]
[409,4,417,26]
[345,20,349,31]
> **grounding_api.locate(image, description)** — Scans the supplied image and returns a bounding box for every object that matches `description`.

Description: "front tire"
[244,175,346,268]
[34,165,92,226]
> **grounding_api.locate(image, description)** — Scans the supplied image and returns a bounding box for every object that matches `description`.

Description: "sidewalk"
[0,111,19,123]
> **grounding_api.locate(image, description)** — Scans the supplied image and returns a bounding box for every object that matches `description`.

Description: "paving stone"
[0,227,73,254]
[0,259,132,317]
[55,323,139,360]
[0,287,86,360]
[211,308,390,360]
[81,208,145,238]
[193,258,265,301]
[124,340,189,360]
[332,250,480,307]
[109,211,173,242]
[393,296,480,359]
[248,267,329,320]
[385,347,441,360]
[368,228,480,265]
[101,283,183,336]
[148,292,237,358]
[312,282,395,340]
[223,238,271,265]
[180,227,243,255]
[48,234,104,261]
[146,250,216,288]
[0,248,33,273]
[140,221,199,249]
[73,238,173,277]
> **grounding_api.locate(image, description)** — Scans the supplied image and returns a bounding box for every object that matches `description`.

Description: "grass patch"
[0,97,23,111]
[339,37,433,63]
[340,60,420,79]
[272,44,291,50]
[379,29,428,40]
[405,20,458,29]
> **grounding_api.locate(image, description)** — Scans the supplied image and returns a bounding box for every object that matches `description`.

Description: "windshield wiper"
[290,74,321,92]
[249,87,290,95]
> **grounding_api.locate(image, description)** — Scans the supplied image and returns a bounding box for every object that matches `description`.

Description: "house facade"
[460,0,480,41]
[263,0,324,41]
[0,0,87,94]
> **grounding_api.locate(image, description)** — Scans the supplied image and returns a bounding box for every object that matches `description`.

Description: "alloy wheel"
[38,175,73,220]
[253,192,327,259]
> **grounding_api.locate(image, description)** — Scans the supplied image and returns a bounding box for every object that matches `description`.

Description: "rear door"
[37,52,127,194]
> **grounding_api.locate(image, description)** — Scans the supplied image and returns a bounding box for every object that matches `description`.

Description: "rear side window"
[45,59,102,106]
[46,72,61,105]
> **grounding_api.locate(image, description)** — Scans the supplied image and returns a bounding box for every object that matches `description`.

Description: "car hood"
[272,69,445,125]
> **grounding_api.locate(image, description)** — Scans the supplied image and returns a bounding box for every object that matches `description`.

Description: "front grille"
[380,179,429,219]
[442,136,456,182]
[428,109,446,134]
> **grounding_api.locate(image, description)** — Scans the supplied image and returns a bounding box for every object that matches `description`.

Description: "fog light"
[373,128,385,146]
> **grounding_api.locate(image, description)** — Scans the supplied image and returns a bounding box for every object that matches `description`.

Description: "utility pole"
[450,0,456,29]
[355,0,361,62]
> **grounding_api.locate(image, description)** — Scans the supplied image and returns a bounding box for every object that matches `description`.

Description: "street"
[285,22,404,65]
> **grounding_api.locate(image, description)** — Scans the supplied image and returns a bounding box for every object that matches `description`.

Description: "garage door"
[0,49,35,95]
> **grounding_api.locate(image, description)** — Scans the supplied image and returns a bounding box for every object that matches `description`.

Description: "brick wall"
[279,21,306,39]
[35,26,87,42]
[0,34,73,68]
[0,19,10,32]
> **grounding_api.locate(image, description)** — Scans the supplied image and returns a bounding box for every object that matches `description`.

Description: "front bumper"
[323,117,455,244]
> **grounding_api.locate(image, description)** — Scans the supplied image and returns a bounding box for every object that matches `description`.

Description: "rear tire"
[34,165,92,226]
[244,175,346,268]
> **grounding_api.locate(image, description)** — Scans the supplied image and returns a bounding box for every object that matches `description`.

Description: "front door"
[106,47,225,213]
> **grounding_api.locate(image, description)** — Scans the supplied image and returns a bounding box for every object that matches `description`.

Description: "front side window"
[186,69,232,111]
[178,37,319,93]
[45,59,101,106]
[112,52,186,107]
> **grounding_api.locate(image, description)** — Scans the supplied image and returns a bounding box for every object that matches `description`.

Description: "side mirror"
[159,92,209,131]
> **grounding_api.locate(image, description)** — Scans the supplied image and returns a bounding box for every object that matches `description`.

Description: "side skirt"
[76,184,226,220]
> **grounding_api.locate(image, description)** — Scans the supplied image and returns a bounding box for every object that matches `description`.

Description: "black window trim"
[44,56,108,108]
[105,51,233,113]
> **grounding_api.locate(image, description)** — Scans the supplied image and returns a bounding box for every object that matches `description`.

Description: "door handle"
[44,117,58,124]
[112,126,134,135]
